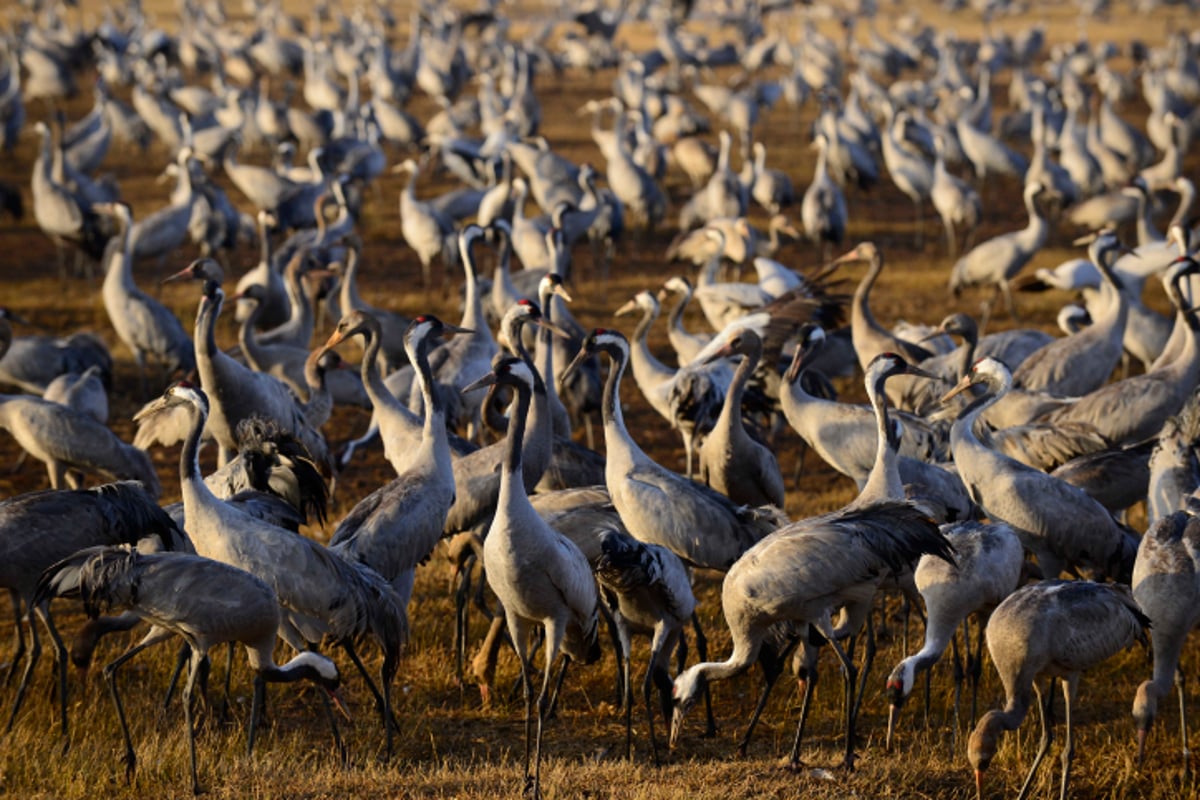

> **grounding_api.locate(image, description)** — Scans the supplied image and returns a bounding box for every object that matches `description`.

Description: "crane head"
[668,665,707,750]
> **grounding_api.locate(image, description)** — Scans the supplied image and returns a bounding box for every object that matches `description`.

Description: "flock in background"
[0,0,1199,796]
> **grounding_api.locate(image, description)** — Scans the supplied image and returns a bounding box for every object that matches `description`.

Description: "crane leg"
[951,624,965,737]
[220,642,235,722]
[943,217,958,259]
[162,642,191,715]
[454,555,473,686]
[737,644,785,758]
[473,611,509,707]
[4,591,24,687]
[690,612,717,737]
[969,615,986,728]
[5,601,40,733]
[786,659,818,768]
[1177,667,1191,779]
[37,604,71,750]
[644,635,674,767]
[248,674,266,756]
[1016,681,1055,800]
[340,640,397,759]
[852,614,876,724]
[103,636,166,781]
[599,602,625,709]
[546,656,570,721]
[1058,676,1077,800]
[820,622,859,770]
[182,647,205,795]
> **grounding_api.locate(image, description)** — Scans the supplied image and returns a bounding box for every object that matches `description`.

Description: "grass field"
[0,1,1197,797]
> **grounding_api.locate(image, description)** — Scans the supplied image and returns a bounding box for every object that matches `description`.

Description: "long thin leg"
[162,642,191,713]
[951,624,965,736]
[1059,676,1077,800]
[969,614,986,727]
[817,620,859,770]
[736,647,785,757]
[340,640,398,738]
[851,613,876,722]
[220,642,235,721]
[104,634,172,781]
[39,607,72,743]
[1016,681,1055,800]
[546,657,570,720]
[5,601,40,732]
[182,648,204,795]
[1177,667,1190,779]
[248,674,266,756]
[690,613,716,737]
[786,645,819,767]
[454,554,474,685]
[3,590,24,687]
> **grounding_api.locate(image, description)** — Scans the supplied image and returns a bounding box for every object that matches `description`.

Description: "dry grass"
[0,0,1198,797]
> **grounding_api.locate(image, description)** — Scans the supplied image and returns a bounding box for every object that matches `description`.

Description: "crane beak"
[974,768,985,800]
[536,318,571,340]
[561,345,590,384]
[701,342,735,365]
[551,284,574,303]
[614,299,638,317]
[462,371,497,394]
[443,324,474,337]
[905,364,940,382]
[321,329,348,351]
[939,374,973,404]
[161,266,195,284]
[327,688,353,721]
[885,704,899,753]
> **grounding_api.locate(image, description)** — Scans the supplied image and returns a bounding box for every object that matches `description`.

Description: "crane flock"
[0,0,1199,797]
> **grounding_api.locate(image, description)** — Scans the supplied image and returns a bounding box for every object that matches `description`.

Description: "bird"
[884,520,1025,751]
[328,316,465,609]
[1,482,184,740]
[832,242,935,371]
[671,402,954,768]
[967,580,1150,800]
[0,393,159,495]
[930,133,982,258]
[93,202,194,397]
[395,157,457,286]
[466,356,600,800]
[949,181,1050,322]
[146,382,406,758]
[163,264,328,470]
[801,132,847,257]
[563,328,785,573]
[1131,508,1200,774]
[941,357,1138,582]
[35,546,343,794]
[696,329,785,508]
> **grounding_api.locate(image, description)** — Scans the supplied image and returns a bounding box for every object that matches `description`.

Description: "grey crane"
[801,132,847,258]
[1132,508,1200,775]
[221,136,302,216]
[967,581,1149,800]
[670,446,954,766]
[335,237,411,373]
[234,211,289,331]
[657,276,712,365]
[150,382,406,758]
[1011,232,1129,398]
[942,357,1137,581]
[931,133,982,258]
[94,202,194,397]
[0,392,159,495]
[36,546,342,794]
[30,120,109,275]
[162,265,328,469]
[1,482,183,741]
[43,365,107,425]
[950,181,1049,322]
[832,242,935,371]
[1146,398,1200,526]
[0,312,111,397]
[696,329,785,508]
[563,328,785,572]
[885,520,1025,751]
[1043,256,1200,446]
[747,142,793,215]
[395,157,457,286]
[328,316,465,610]
[466,357,601,800]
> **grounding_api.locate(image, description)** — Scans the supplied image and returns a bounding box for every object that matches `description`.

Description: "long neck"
[667,290,690,336]
[950,384,1002,461]
[715,346,755,438]
[601,349,645,464]
[180,401,221,514]
[340,250,368,313]
[460,248,488,336]
[499,379,532,500]
[359,327,409,418]
[687,632,761,688]
[851,376,902,508]
[103,214,135,293]
[413,338,453,483]
[257,651,336,684]
[629,309,673,385]
[853,254,886,337]
[238,302,269,372]
[197,295,219,359]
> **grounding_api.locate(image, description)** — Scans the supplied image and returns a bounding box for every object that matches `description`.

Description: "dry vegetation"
[0,1,1196,798]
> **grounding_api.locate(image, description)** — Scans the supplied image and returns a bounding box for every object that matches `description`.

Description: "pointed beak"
[461,371,497,394]
[885,704,899,752]
[561,345,590,384]
[669,706,686,750]
[328,688,352,721]
[321,329,348,351]
[614,299,638,317]
[939,373,974,404]
[552,284,574,303]
[1136,727,1147,767]
[701,343,734,366]
[161,266,195,284]
[536,318,571,340]
[905,363,941,382]
[444,324,474,337]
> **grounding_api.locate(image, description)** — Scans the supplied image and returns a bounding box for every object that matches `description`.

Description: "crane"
[967,581,1149,800]
[466,356,600,800]
[36,546,343,794]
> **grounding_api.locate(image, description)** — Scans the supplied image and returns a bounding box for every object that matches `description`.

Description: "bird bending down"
[36,546,343,795]
[671,354,956,768]
[967,580,1149,800]
[467,356,600,799]
[1131,508,1200,775]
